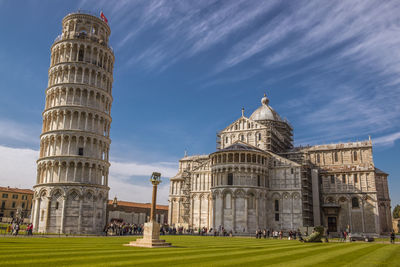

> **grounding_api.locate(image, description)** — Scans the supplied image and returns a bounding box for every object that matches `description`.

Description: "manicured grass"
[0,235,398,266]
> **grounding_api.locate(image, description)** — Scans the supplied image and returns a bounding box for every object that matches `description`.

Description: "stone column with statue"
[125,172,172,248]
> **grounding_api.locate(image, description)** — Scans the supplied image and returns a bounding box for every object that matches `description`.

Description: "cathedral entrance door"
[327,217,337,232]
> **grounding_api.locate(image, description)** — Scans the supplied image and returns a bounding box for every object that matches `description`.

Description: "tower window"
[274,199,279,212]
[354,174,358,183]
[227,173,233,185]
[55,202,59,210]
[334,152,338,162]
[275,213,279,221]
[342,174,346,183]
[78,49,84,61]
[291,168,294,174]
[78,147,84,156]
[353,151,357,161]
[258,133,261,141]
[330,175,335,184]
[257,175,261,186]
[352,197,359,208]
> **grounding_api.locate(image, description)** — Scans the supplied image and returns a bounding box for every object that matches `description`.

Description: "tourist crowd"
[3,220,33,236]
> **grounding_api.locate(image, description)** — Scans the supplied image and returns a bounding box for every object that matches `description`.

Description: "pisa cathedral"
[168,94,392,235]
[32,12,114,234]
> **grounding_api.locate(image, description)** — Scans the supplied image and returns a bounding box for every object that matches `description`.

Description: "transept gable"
[190,158,210,172]
[219,116,265,134]
[219,140,266,153]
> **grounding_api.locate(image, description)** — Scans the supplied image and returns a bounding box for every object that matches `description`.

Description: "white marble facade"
[168,95,392,235]
[32,12,114,234]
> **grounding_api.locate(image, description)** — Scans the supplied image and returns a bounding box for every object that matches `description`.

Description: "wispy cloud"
[74,1,400,148]
[373,132,400,147]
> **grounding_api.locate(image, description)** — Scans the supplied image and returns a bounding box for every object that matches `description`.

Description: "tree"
[393,205,400,219]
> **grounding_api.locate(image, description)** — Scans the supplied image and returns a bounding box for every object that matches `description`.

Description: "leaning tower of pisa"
[32,12,114,234]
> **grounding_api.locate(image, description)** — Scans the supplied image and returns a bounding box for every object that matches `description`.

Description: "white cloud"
[373,132,400,147]
[0,145,37,189]
[109,177,170,205]
[109,160,177,180]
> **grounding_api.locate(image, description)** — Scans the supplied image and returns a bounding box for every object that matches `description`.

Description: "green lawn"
[0,236,398,266]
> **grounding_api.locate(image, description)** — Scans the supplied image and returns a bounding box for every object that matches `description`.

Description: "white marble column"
[244,196,248,232]
[255,196,259,230]
[44,197,51,233]
[168,200,172,225]
[232,196,236,232]
[77,196,83,233]
[207,196,210,229]
[212,196,216,230]
[177,199,181,224]
[220,194,224,228]
[361,199,365,233]
[374,199,380,234]
[60,196,66,233]
[32,198,40,231]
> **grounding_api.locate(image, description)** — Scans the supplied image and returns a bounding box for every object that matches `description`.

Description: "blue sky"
[0,0,399,207]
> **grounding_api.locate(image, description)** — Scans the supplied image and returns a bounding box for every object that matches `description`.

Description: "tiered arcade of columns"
[32,12,114,234]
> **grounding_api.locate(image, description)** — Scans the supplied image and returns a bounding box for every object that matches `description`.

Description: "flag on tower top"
[100,11,108,24]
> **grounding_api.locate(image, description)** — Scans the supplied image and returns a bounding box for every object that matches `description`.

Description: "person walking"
[390,231,395,244]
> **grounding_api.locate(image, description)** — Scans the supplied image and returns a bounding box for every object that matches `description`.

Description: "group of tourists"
[1,219,398,244]
[104,222,145,236]
[255,229,302,240]
[3,221,33,236]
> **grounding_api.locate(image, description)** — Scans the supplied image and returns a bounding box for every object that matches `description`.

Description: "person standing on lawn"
[390,231,395,244]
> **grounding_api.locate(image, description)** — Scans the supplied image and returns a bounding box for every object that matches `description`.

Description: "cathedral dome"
[249,93,282,121]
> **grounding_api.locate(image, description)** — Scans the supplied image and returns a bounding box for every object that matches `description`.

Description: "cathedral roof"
[249,93,283,122]
[375,167,388,175]
[218,141,265,153]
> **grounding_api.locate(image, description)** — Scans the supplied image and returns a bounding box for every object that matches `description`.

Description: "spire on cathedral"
[241,107,245,117]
